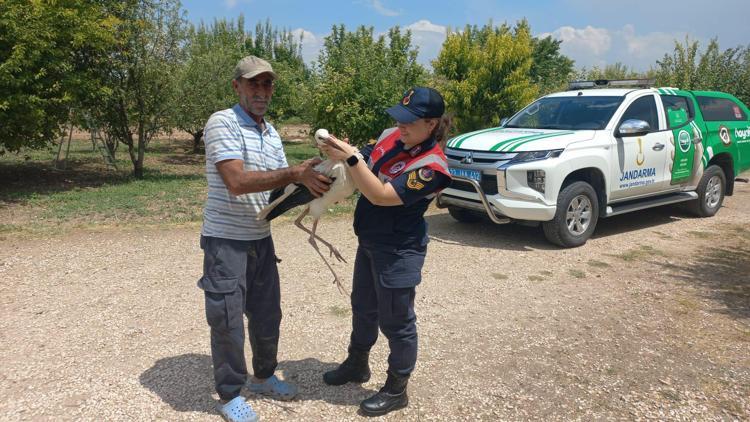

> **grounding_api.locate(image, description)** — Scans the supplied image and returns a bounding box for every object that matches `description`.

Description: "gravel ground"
[1,182,749,421]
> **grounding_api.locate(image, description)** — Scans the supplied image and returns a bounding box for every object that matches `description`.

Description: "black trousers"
[349,243,422,376]
[198,235,281,401]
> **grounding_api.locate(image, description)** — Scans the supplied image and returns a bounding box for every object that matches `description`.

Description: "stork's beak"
[323,137,347,152]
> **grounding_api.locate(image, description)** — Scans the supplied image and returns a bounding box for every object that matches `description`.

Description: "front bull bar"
[436,175,511,224]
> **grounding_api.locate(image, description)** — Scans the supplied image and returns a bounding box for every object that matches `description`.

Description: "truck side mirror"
[616,119,650,137]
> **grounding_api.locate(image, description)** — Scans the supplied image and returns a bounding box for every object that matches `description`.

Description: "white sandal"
[217,396,259,422]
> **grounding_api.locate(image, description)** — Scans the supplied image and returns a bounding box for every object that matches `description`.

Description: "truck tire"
[543,181,599,248]
[688,165,725,217]
[448,206,482,223]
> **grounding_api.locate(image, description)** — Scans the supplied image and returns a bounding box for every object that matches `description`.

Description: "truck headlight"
[511,149,563,163]
[527,170,546,193]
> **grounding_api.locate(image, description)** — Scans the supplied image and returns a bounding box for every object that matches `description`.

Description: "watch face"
[346,154,359,166]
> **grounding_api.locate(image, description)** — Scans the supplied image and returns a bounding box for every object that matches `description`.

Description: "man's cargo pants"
[198,235,281,401]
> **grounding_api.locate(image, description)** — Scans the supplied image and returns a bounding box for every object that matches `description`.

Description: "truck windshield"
[504,96,624,130]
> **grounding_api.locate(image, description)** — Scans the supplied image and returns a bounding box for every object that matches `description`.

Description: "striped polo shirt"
[201,104,288,241]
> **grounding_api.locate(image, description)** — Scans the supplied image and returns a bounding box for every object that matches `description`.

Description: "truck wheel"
[688,165,725,217]
[543,181,599,248]
[448,206,482,223]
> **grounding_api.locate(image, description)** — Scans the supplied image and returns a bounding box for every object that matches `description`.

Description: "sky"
[180,0,750,71]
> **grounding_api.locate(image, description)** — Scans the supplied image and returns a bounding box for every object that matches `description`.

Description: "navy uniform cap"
[386,87,445,124]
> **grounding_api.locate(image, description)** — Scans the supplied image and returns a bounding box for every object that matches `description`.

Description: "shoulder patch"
[418,167,434,182]
[407,171,425,190]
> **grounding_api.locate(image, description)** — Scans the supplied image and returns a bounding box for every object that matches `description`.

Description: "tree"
[91,0,188,178]
[432,20,538,133]
[311,25,425,146]
[0,0,118,154]
[655,37,750,105]
[247,20,311,123]
[173,17,247,153]
[574,62,649,81]
[530,36,574,95]
[173,17,311,153]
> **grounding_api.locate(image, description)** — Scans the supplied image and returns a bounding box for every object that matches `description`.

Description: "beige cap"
[233,55,277,80]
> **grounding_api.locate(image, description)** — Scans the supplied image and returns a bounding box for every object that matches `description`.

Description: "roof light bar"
[567,78,655,90]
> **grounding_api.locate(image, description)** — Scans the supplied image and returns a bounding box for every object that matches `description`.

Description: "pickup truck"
[438,80,750,247]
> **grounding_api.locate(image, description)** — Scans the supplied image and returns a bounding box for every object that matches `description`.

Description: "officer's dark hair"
[430,114,453,149]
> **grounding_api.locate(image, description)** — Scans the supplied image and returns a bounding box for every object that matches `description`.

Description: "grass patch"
[587,260,611,268]
[568,269,586,279]
[329,305,350,317]
[652,230,672,239]
[674,296,700,315]
[539,270,553,277]
[491,273,509,280]
[687,230,712,239]
[528,275,545,282]
[658,389,681,402]
[609,245,667,262]
[0,137,333,233]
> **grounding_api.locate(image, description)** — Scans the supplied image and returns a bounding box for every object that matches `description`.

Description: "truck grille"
[449,175,499,195]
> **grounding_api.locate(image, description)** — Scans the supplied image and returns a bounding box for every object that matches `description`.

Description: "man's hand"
[296,157,331,197]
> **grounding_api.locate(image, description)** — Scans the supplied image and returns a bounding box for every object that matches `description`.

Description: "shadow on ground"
[427,204,690,251]
[657,241,750,320]
[0,160,202,204]
[139,354,374,415]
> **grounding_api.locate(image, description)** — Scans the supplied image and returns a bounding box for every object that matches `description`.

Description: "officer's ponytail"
[431,114,453,150]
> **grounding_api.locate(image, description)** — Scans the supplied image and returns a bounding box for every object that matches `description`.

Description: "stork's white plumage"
[257,129,356,293]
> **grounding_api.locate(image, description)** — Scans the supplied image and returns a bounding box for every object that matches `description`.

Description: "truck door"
[660,93,700,186]
[611,94,671,200]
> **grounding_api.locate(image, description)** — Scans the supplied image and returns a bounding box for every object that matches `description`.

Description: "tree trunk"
[192,129,204,154]
[134,120,146,179]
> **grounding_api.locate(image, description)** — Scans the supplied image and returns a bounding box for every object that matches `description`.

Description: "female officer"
[318,86,452,416]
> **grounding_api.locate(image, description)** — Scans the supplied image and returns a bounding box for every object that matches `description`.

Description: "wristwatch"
[346,151,364,167]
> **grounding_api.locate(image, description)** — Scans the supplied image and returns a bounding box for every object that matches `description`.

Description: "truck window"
[619,95,659,132]
[661,95,694,128]
[696,96,748,121]
[505,96,623,130]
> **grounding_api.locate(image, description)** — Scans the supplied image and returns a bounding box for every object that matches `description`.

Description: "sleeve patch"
[418,167,434,182]
[406,171,425,190]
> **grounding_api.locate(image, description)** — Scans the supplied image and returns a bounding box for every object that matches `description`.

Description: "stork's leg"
[310,218,346,262]
[293,210,347,263]
[294,208,348,294]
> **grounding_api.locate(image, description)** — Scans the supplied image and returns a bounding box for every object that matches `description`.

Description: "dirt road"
[1,183,748,421]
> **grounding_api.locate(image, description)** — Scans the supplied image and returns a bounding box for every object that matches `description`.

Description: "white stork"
[257,129,355,293]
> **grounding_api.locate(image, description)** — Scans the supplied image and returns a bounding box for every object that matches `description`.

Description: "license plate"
[449,168,482,181]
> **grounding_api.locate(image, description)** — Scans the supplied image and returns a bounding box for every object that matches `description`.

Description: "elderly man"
[198,55,330,422]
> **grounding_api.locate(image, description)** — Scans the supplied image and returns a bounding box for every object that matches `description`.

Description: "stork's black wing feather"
[264,176,337,221]
[264,183,315,221]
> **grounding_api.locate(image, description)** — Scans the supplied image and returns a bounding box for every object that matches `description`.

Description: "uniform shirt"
[354,132,451,248]
[201,104,288,241]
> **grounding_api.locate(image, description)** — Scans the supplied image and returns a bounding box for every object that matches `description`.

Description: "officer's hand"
[297,158,331,197]
[321,135,357,161]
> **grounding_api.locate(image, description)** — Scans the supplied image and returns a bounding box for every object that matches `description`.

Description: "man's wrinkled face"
[233,73,275,118]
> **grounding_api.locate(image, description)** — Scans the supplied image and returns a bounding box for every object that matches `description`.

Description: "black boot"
[323,347,371,386]
[359,371,409,416]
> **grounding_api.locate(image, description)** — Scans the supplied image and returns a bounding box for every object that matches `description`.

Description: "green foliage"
[173,16,311,152]
[311,25,425,146]
[655,37,750,105]
[89,0,188,178]
[245,19,312,123]
[0,0,119,153]
[173,17,247,151]
[432,20,538,133]
[574,62,650,81]
[530,36,575,95]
